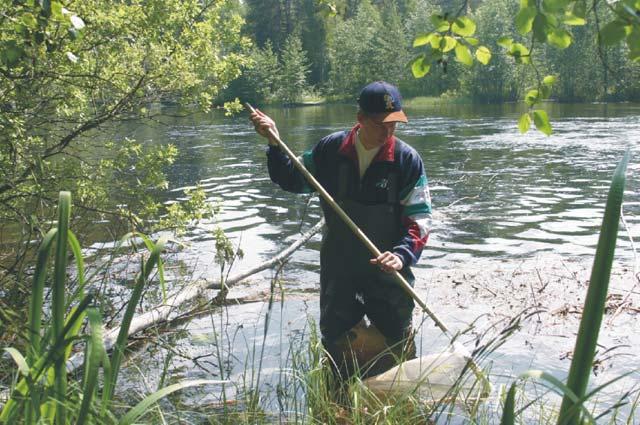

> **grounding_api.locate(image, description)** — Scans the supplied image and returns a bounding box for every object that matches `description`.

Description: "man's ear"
[356,111,365,124]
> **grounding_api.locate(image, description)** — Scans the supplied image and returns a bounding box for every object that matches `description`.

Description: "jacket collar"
[338,123,396,163]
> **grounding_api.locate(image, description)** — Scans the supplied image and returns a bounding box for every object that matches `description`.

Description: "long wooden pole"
[246,103,452,337]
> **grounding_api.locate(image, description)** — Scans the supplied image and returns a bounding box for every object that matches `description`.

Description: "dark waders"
[319,164,416,379]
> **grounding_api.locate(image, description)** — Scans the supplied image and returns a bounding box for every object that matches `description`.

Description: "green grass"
[403,95,474,108]
[0,192,225,424]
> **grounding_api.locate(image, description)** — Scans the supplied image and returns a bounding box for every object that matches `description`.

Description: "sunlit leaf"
[455,43,473,66]
[430,14,449,32]
[411,54,431,78]
[600,20,628,45]
[533,109,552,135]
[465,37,479,46]
[21,13,38,29]
[508,43,530,64]
[452,16,476,37]
[3,348,29,376]
[563,12,586,26]
[441,36,457,52]
[429,34,443,49]
[520,0,536,7]
[525,89,539,106]
[543,75,557,85]
[475,46,491,64]
[51,1,63,19]
[497,36,514,48]
[515,7,537,35]
[548,28,572,48]
[518,113,531,133]
[413,33,435,47]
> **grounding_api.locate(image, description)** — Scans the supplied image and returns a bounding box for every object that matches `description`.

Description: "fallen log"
[66,218,325,373]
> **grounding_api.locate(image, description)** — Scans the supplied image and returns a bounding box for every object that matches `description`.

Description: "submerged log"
[66,218,325,373]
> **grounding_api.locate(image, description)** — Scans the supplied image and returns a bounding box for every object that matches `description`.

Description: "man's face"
[358,113,397,147]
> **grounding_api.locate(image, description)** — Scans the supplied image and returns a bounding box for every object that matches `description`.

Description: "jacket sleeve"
[393,153,432,267]
[266,144,318,194]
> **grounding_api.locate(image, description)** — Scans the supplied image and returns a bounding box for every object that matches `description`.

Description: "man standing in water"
[250,81,432,376]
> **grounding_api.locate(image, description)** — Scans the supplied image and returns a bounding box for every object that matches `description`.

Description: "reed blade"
[117,379,228,425]
[557,151,630,425]
[76,308,104,425]
[52,191,71,425]
[103,237,167,402]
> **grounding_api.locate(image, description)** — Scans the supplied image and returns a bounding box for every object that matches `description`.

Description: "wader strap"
[337,162,349,201]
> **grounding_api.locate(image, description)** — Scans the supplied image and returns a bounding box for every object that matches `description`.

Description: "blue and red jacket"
[267,124,432,267]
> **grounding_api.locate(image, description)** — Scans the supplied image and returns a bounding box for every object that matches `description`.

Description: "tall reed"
[500,151,631,425]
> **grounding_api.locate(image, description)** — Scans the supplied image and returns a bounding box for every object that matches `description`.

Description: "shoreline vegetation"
[251,95,640,111]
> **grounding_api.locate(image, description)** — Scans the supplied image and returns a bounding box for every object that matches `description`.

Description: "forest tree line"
[224,0,640,104]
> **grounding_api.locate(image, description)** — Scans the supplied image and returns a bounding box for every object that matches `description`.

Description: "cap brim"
[381,110,408,123]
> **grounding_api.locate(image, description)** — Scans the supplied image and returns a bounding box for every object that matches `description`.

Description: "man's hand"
[249,109,280,146]
[370,251,403,273]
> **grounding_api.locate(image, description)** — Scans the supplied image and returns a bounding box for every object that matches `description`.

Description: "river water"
[111,102,639,420]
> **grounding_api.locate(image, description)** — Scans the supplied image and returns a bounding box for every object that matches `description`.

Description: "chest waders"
[319,160,416,376]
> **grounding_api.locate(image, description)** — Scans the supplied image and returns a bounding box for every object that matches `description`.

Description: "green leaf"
[430,14,449,32]
[51,1,63,19]
[563,12,586,26]
[600,20,628,46]
[525,89,539,106]
[543,75,557,85]
[429,33,443,49]
[572,0,587,18]
[520,0,536,7]
[508,43,530,64]
[454,43,473,66]
[540,84,552,99]
[475,46,491,65]
[532,109,552,135]
[3,348,29,376]
[518,113,531,133]
[532,13,551,43]
[548,28,572,48]
[411,55,431,78]
[452,16,476,37]
[441,36,457,52]
[465,37,479,46]
[0,41,25,67]
[515,7,537,35]
[542,0,572,13]
[627,26,640,47]
[497,37,514,48]
[413,33,435,47]
[21,13,38,29]
[500,383,517,425]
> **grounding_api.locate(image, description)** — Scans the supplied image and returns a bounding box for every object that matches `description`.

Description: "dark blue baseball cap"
[357,81,408,123]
